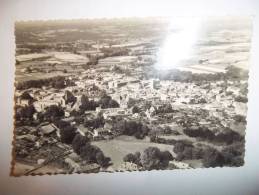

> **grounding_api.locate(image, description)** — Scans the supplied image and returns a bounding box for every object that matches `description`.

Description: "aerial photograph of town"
[12,16,252,176]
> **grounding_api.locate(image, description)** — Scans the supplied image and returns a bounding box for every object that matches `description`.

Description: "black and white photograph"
[12,16,252,176]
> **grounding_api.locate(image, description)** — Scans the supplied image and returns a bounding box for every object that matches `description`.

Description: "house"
[38,123,59,135]
[61,116,75,123]
[65,111,70,117]
[93,128,111,137]
[160,93,169,101]
[108,80,128,89]
[97,107,130,119]
[33,94,65,112]
[111,93,129,106]
[150,79,161,90]
[34,100,61,112]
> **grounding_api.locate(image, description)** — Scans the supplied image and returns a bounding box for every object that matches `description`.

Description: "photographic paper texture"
[12,16,252,176]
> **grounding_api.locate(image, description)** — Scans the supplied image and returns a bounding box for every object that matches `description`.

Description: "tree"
[124,120,143,138]
[79,143,95,162]
[123,152,141,165]
[110,65,123,73]
[127,98,138,108]
[25,104,36,119]
[15,105,36,122]
[115,120,150,139]
[109,99,119,108]
[149,134,157,142]
[221,144,244,167]
[225,66,241,79]
[164,126,172,134]
[99,94,120,109]
[55,120,70,129]
[160,151,173,161]
[79,143,111,167]
[60,125,76,144]
[53,80,65,89]
[99,93,111,109]
[20,91,34,101]
[81,95,89,107]
[191,147,204,159]
[173,142,185,154]
[202,148,225,168]
[72,134,89,154]
[80,95,98,111]
[84,113,105,129]
[239,83,248,95]
[233,115,246,123]
[132,106,140,114]
[134,152,141,166]
[173,141,203,161]
[156,103,173,114]
[183,126,215,141]
[64,90,77,105]
[182,146,193,160]
[197,98,207,104]
[96,151,111,167]
[140,147,172,170]
[235,95,248,103]
[44,105,64,121]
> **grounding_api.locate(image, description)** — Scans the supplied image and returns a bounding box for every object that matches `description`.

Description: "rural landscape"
[12,17,252,175]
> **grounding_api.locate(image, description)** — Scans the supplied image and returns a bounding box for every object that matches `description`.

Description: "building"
[96,107,130,119]
[93,128,111,137]
[77,125,93,136]
[150,79,161,90]
[38,123,59,135]
[33,94,65,112]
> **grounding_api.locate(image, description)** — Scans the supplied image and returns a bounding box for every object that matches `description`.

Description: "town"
[12,17,251,175]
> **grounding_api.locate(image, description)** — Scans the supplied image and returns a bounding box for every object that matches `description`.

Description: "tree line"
[15,76,75,90]
[147,66,248,82]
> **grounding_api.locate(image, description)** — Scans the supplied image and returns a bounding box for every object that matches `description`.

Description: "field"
[92,135,177,169]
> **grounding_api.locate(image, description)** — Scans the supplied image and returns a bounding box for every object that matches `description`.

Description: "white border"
[0,0,259,194]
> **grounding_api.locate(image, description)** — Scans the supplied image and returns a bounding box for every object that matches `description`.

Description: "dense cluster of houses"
[15,63,247,141]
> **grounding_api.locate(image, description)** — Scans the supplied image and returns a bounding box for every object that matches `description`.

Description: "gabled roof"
[39,123,57,135]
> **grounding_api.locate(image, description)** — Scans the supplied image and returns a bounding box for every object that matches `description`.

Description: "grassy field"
[15,64,84,82]
[92,135,176,169]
